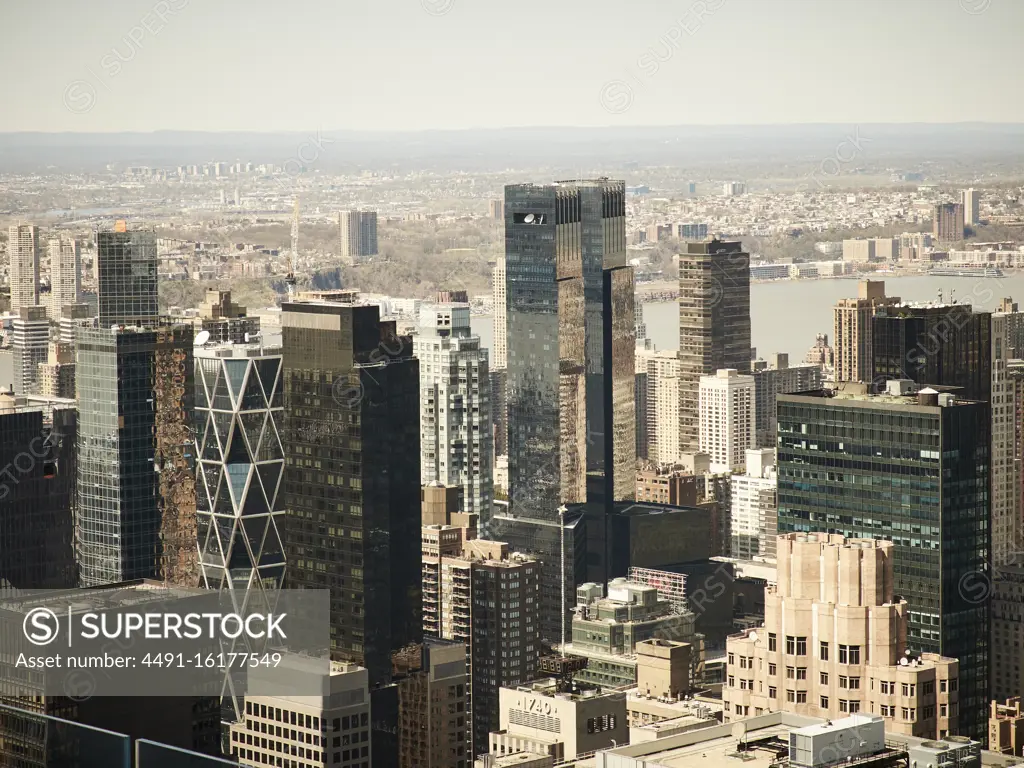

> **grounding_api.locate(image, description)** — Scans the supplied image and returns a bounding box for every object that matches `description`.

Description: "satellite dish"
[109,324,120,333]
[732,722,747,741]
[524,213,535,223]
[244,332,251,343]
[194,330,211,346]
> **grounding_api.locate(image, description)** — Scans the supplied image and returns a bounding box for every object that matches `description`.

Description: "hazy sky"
[2,0,1020,132]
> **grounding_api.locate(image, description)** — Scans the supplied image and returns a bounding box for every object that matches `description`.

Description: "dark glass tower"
[500,179,635,642]
[873,303,991,402]
[776,388,990,742]
[96,230,159,327]
[678,239,751,452]
[0,405,77,594]
[281,300,421,687]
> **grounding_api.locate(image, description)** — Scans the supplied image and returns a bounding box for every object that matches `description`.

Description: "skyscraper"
[504,179,635,518]
[281,299,421,685]
[751,353,823,448]
[634,349,683,466]
[776,385,990,741]
[48,236,81,318]
[491,254,507,370]
[678,239,751,453]
[415,303,493,518]
[832,280,900,384]
[961,188,980,227]
[338,210,379,262]
[933,203,965,245]
[96,227,159,327]
[11,306,49,395]
[500,178,635,643]
[7,224,39,314]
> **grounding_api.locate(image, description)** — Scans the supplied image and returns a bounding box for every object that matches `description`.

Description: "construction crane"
[286,198,299,297]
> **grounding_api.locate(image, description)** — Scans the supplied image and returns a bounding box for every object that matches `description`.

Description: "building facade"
[11,305,49,395]
[7,224,39,314]
[492,254,507,371]
[730,448,777,560]
[96,228,159,327]
[698,368,755,473]
[281,300,421,686]
[776,387,990,742]
[933,202,965,244]
[678,240,751,453]
[724,533,959,740]
[751,354,822,447]
[339,210,379,261]
[48,237,81,317]
[635,349,683,466]
[832,280,900,384]
[415,304,494,518]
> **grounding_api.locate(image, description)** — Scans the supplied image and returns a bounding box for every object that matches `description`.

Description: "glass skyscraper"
[499,179,635,643]
[776,387,990,742]
[96,229,159,327]
[281,300,421,687]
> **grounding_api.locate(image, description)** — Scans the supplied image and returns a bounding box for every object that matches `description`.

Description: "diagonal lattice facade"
[194,348,285,613]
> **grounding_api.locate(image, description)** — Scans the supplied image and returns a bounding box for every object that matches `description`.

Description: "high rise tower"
[338,210,379,262]
[281,299,421,686]
[500,178,635,643]
[7,224,39,314]
[48,237,82,319]
[678,239,751,453]
[96,227,159,327]
[414,303,493,518]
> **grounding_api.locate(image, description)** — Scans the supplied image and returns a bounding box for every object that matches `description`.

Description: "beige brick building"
[723,533,958,740]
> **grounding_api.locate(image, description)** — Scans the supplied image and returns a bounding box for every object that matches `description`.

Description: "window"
[839,676,848,688]
[769,686,777,699]
[940,704,947,717]
[786,690,795,702]
[797,692,807,704]
[902,708,910,720]
[728,653,735,665]
[922,681,934,696]
[923,705,935,719]
[840,700,850,713]
[849,677,860,690]
[728,676,735,687]
[796,668,807,680]
[820,672,829,685]
[768,663,777,676]
[838,644,860,664]
[849,701,860,713]
[768,633,777,652]
[786,667,795,679]
[786,636,796,654]
[796,637,807,656]
[821,696,830,709]
[820,641,829,661]
[949,679,958,692]
[902,683,915,696]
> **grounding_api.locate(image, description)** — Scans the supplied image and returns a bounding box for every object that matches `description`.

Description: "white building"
[723,181,746,197]
[229,661,371,768]
[415,304,494,517]
[48,237,81,319]
[12,306,49,395]
[8,224,39,315]
[730,448,778,560]
[962,188,980,226]
[635,349,683,466]
[492,254,507,370]
[699,368,755,473]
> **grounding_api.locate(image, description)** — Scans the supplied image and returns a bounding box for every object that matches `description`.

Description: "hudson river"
[472,275,1024,361]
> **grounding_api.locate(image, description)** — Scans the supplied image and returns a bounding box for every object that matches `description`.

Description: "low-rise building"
[990,698,1024,757]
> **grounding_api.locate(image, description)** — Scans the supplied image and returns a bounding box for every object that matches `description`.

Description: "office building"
[872,302,991,403]
[502,179,635,642]
[11,305,49,395]
[339,210,379,261]
[421,530,540,754]
[832,280,900,384]
[962,188,981,227]
[230,661,371,768]
[723,182,745,196]
[59,302,94,344]
[776,385,990,741]
[730,449,777,560]
[7,224,39,314]
[991,313,1016,568]
[415,303,493,518]
[48,237,81,317]
[635,349,683,466]
[991,564,1024,704]
[678,240,751,453]
[933,203,965,244]
[724,533,959,739]
[96,226,159,326]
[198,288,260,344]
[0,398,77,594]
[567,578,698,690]
[194,342,285,611]
[698,368,755,473]
[392,640,470,768]
[282,299,421,685]
[989,699,1024,757]
[676,223,708,240]
[486,679,627,764]
[751,354,822,447]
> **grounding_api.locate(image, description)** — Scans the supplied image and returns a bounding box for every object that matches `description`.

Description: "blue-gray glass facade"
[96,231,158,328]
[776,391,990,742]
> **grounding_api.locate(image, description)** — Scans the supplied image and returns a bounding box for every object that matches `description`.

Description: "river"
[471,274,1024,361]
